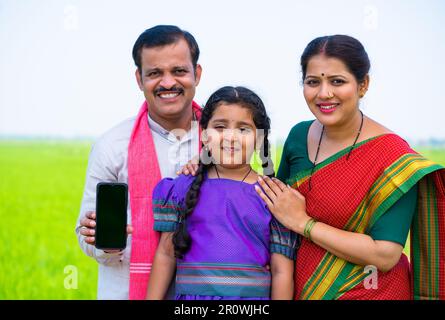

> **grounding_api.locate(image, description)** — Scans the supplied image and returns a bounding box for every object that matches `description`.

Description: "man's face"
[135,38,202,124]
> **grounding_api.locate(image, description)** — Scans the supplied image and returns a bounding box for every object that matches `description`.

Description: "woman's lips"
[317,102,340,113]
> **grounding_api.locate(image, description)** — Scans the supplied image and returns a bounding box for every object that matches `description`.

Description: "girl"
[146,86,297,300]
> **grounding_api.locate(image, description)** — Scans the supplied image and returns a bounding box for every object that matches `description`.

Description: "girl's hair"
[172,86,273,258]
[300,35,370,83]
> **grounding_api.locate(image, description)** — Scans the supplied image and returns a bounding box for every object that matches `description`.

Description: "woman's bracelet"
[303,218,317,241]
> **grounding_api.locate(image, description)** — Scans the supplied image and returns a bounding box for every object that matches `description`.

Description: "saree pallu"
[288,134,445,300]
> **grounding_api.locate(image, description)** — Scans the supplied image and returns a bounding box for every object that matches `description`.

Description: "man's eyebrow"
[143,67,160,74]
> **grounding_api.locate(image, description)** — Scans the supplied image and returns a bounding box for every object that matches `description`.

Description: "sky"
[1,0,445,143]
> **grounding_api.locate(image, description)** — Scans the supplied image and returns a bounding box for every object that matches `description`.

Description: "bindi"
[321,73,325,77]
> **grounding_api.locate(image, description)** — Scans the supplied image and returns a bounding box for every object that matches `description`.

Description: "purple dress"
[152,173,298,300]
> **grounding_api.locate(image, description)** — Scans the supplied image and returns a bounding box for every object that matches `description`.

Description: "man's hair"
[132,25,200,73]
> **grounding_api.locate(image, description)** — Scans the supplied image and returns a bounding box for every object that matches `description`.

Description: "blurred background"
[1,0,444,299]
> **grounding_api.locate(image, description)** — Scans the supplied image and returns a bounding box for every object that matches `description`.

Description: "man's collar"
[147,111,196,141]
[147,112,170,137]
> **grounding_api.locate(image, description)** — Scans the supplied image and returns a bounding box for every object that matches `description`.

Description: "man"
[76,25,202,300]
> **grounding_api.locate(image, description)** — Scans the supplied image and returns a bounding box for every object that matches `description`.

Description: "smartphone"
[95,182,128,250]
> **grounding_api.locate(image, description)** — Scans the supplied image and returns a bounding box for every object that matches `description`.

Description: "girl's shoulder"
[153,174,196,199]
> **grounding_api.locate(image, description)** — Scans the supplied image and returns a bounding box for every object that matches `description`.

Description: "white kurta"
[75,113,199,299]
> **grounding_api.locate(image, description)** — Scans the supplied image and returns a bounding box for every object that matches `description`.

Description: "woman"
[255,35,445,300]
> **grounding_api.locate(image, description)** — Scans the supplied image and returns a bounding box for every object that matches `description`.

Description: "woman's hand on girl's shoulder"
[255,176,310,234]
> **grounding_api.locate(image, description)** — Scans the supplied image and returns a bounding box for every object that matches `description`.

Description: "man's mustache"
[154,86,184,95]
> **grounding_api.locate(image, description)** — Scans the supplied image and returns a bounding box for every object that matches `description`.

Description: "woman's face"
[203,103,257,169]
[303,54,368,128]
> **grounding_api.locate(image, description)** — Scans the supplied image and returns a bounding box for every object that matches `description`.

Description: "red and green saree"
[287,133,445,300]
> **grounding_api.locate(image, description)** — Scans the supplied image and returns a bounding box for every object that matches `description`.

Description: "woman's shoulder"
[362,118,410,148]
[371,133,412,154]
[288,120,315,137]
[359,120,416,165]
[283,120,315,150]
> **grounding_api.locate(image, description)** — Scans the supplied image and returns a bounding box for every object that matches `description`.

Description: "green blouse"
[277,120,417,247]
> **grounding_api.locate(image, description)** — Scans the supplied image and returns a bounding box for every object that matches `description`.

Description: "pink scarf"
[127,100,202,300]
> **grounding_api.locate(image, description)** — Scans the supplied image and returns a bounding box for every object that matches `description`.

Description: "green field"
[0,140,444,299]
[0,140,96,299]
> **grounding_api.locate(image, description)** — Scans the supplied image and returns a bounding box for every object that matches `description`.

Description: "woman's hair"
[172,86,273,258]
[300,35,370,83]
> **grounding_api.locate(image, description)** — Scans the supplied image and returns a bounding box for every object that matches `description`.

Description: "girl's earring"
[206,145,212,158]
[201,145,212,165]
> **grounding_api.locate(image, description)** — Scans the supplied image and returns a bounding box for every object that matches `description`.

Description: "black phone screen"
[95,182,128,250]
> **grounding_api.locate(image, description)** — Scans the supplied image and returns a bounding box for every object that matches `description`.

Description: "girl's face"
[204,103,258,168]
[303,54,368,128]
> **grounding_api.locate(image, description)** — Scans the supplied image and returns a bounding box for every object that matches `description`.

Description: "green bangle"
[303,218,313,237]
[307,219,317,241]
[303,218,317,241]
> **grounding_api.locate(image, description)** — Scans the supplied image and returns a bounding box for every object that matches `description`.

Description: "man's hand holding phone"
[80,211,133,253]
